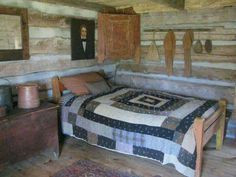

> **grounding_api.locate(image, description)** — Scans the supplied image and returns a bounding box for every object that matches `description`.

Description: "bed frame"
[52,76,227,177]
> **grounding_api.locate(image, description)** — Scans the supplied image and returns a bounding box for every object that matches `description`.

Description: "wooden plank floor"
[0,137,236,177]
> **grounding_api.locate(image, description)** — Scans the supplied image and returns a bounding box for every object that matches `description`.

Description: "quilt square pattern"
[60,87,218,177]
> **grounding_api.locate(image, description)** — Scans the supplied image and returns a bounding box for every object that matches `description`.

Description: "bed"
[52,72,226,177]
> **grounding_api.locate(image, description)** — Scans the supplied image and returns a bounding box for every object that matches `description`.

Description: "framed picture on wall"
[71,18,95,60]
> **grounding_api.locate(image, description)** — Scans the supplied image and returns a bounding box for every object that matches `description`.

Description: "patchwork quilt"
[60,87,218,177]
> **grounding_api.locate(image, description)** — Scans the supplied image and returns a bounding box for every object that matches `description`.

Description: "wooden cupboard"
[98,13,140,63]
[0,102,59,169]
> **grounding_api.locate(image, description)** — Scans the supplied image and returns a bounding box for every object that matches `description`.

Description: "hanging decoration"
[205,39,212,53]
[164,30,176,76]
[183,29,194,77]
[205,31,212,53]
[146,31,160,62]
[193,32,203,54]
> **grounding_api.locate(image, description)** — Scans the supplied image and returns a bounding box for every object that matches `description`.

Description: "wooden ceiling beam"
[185,0,236,10]
[30,0,115,11]
[157,0,185,10]
[113,0,184,13]
[25,0,236,14]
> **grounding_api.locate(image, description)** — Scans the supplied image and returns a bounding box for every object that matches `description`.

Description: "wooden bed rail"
[194,100,226,177]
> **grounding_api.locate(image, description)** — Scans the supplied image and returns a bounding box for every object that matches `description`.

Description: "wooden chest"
[0,102,59,169]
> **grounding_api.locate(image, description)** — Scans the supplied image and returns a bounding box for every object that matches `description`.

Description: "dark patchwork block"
[78,108,84,116]
[68,112,77,125]
[161,117,181,130]
[178,148,196,170]
[173,131,185,145]
[65,96,79,106]
[176,100,217,134]
[97,135,116,149]
[73,126,88,141]
[85,101,100,112]
[133,146,164,162]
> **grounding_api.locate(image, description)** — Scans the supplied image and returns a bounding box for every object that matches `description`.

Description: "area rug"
[52,160,161,177]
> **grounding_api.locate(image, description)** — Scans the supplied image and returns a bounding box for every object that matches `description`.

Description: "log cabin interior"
[0,0,236,177]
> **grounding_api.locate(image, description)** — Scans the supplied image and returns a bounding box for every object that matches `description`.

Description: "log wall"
[140,7,236,75]
[116,7,236,102]
[0,0,116,100]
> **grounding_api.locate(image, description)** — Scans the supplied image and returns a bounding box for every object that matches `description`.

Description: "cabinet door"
[98,13,140,63]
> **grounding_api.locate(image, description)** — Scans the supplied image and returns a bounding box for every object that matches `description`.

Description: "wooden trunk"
[0,102,59,169]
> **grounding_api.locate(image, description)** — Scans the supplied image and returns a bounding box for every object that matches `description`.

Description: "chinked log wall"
[0,0,115,100]
[141,7,236,67]
[116,7,236,103]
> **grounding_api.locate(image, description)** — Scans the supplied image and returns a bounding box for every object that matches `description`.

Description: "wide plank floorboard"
[0,137,235,177]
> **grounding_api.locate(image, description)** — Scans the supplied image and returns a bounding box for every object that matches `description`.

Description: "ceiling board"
[185,0,236,9]
[86,0,185,13]
[30,0,115,11]
[30,0,236,13]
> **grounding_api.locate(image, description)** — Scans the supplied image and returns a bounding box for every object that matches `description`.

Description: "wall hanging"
[146,32,160,62]
[164,30,176,76]
[71,18,95,60]
[193,32,203,54]
[183,29,194,77]
[205,39,212,53]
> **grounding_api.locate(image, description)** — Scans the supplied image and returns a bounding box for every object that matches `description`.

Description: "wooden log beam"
[0,0,97,19]
[165,0,185,10]
[142,7,236,28]
[185,0,236,10]
[30,0,115,11]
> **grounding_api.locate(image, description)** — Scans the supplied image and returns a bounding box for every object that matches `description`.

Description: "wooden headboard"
[52,71,107,104]
[52,76,64,104]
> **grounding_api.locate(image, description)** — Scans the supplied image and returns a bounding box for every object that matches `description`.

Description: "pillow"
[60,72,104,95]
[85,79,110,95]
[62,89,72,95]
